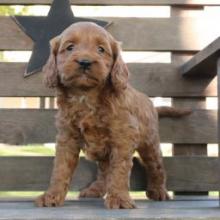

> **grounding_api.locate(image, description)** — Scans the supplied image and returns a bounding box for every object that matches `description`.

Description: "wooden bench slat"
[0,156,219,191]
[1,17,220,51]
[0,63,216,97]
[0,109,217,144]
[0,0,220,6]
[0,199,219,220]
[180,37,220,77]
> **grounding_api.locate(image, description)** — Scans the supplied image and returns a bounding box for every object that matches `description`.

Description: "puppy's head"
[43,22,129,92]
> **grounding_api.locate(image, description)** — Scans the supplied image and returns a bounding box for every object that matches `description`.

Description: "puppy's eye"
[66,44,74,51]
[98,46,105,54]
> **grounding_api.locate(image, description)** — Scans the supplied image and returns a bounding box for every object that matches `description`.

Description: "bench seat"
[0,197,219,220]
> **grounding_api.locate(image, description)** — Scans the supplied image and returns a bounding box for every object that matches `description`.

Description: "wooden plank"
[0,200,219,220]
[180,37,220,77]
[0,0,220,6]
[0,156,219,191]
[171,0,208,193]
[39,97,45,109]
[1,17,220,51]
[217,58,220,201]
[129,64,216,97]
[0,63,217,97]
[0,109,217,144]
[0,200,220,220]
[0,109,56,144]
[172,98,207,157]
[171,3,207,196]
[159,109,217,144]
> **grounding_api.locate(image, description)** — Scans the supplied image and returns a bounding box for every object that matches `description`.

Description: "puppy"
[36,22,173,209]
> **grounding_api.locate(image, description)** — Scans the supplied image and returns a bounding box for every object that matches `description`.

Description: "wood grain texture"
[0,63,216,97]
[180,37,220,77]
[0,199,219,220]
[1,17,220,51]
[217,58,220,167]
[0,0,220,5]
[0,156,219,191]
[171,4,208,196]
[172,98,207,156]
[159,109,217,144]
[0,109,56,144]
[0,109,217,144]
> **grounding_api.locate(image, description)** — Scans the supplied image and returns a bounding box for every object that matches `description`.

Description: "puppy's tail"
[156,106,191,118]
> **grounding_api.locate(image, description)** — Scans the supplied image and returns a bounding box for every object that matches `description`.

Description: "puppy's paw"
[79,187,104,198]
[35,191,65,207]
[105,194,136,209]
[146,187,170,201]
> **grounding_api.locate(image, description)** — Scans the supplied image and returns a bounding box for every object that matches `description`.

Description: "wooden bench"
[0,0,220,219]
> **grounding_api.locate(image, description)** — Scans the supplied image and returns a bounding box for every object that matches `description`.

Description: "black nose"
[77,59,92,69]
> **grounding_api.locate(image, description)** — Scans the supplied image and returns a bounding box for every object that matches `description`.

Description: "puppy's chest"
[68,96,111,159]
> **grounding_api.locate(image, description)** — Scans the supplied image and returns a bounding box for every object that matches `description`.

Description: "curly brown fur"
[35,22,172,209]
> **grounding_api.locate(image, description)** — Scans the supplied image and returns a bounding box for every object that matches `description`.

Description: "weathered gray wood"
[172,98,208,157]
[171,4,208,196]
[1,0,220,5]
[0,109,217,144]
[0,63,217,97]
[171,52,194,66]
[0,199,219,220]
[172,144,207,156]
[49,97,55,109]
[39,97,45,109]
[218,58,220,149]
[129,64,216,97]
[170,5,204,17]
[159,109,217,144]
[173,94,211,200]
[0,109,57,144]
[171,98,207,109]
[0,156,219,191]
[172,99,207,159]
[217,58,220,201]
[180,37,220,77]
[1,17,220,51]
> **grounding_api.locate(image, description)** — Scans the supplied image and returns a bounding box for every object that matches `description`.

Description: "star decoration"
[13,0,109,77]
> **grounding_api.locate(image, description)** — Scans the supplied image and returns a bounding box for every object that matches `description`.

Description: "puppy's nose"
[76,59,92,70]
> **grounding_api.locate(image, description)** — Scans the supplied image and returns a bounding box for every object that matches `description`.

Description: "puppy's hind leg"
[79,160,109,198]
[137,138,170,201]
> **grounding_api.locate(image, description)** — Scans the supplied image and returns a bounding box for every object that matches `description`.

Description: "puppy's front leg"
[35,133,80,207]
[105,147,136,209]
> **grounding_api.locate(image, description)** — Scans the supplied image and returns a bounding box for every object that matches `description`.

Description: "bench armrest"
[180,37,220,77]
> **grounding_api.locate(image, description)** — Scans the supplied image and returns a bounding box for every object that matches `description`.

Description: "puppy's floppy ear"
[43,36,60,88]
[110,41,129,92]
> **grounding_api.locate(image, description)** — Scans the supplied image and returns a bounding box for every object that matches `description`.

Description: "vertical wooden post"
[39,97,45,109]
[217,58,220,205]
[171,5,208,196]
[49,97,55,109]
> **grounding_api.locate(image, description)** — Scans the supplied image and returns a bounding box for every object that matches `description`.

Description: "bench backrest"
[0,0,219,193]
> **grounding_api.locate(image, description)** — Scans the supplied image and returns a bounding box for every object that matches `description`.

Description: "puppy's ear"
[110,41,129,92]
[43,36,60,88]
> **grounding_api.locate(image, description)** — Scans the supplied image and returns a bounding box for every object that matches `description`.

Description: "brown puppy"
[35,22,170,209]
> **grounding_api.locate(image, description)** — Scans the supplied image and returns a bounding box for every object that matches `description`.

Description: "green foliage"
[0,6,15,15]
[17,6,29,15]
[0,52,3,61]
[0,145,55,156]
[0,6,29,16]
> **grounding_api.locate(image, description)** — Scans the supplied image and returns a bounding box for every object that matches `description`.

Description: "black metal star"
[13,0,109,77]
